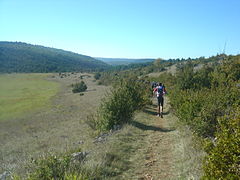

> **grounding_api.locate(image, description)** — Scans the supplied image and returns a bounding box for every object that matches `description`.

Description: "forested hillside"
[0,42,109,73]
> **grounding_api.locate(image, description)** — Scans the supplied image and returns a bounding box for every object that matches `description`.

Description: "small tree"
[72,81,87,93]
[92,78,151,131]
[94,72,101,80]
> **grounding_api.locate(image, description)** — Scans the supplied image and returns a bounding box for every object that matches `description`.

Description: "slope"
[0,41,109,73]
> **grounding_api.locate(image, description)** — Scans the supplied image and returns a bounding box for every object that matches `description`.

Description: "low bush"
[72,81,87,93]
[90,78,151,131]
[203,107,240,179]
[169,56,240,138]
[94,72,101,80]
[25,151,97,180]
[170,84,240,137]
[27,153,72,180]
[166,55,240,178]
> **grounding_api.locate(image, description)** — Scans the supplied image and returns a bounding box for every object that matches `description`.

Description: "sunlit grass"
[0,73,59,121]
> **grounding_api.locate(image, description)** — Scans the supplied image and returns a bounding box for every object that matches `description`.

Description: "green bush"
[167,56,240,178]
[94,72,101,80]
[27,153,72,180]
[176,62,195,90]
[169,56,240,138]
[203,107,240,179]
[25,151,97,180]
[72,81,87,93]
[92,78,150,131]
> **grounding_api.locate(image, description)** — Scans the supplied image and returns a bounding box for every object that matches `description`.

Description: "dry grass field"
[0,73,108,174]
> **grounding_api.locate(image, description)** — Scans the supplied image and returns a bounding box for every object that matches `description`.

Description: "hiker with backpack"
[153,83,166,117]
[151,81,157,90]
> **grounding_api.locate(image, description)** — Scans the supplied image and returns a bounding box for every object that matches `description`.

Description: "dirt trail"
[120,96,203,180]
[137,97,177,180]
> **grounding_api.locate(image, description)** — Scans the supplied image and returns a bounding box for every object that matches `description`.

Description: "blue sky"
[0,0,239,59]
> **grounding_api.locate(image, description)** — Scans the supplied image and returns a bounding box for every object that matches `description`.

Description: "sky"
[0,0,240,59]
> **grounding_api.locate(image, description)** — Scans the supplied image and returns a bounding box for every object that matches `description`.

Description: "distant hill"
[96,57,155,66]
[0,42,109,73]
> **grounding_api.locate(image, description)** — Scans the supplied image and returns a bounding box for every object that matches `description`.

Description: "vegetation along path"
[118,96,203,180]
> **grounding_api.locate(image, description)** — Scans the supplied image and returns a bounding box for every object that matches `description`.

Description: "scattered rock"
[93,133,109,143]
[71,152,89,162]
[94,125,122,143]
[78,140,84,144]
[144,173,153,180]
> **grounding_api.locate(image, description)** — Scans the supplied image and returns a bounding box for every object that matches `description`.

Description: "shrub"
[176,62,195,90]
[169,56,240,138]
[27,153,72,180]
[94,72,101,80]
[91,78,150,131]
[168,56,240,178]
[26,150,96,180]
[203,107,240,179]
[72,81,87,93]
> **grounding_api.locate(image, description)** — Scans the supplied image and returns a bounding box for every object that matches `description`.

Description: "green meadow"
[0,73,59,121]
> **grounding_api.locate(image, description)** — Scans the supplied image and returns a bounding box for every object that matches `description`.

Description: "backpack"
[157,86,164,97]
[152,82,157,89]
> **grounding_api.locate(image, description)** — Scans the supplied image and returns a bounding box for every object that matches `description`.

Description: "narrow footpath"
[120,96,203,180]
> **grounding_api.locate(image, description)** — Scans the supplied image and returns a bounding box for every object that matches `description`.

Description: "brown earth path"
[120,96,204,180]
[140,115,175,178]
[137,97,178,180]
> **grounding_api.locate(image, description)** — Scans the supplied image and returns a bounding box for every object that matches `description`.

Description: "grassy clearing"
[0,73,59,121]
[0,73,109,175]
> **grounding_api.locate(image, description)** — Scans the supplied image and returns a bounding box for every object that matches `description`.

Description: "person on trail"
[151,81,157,90]
[153,83,166,117]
